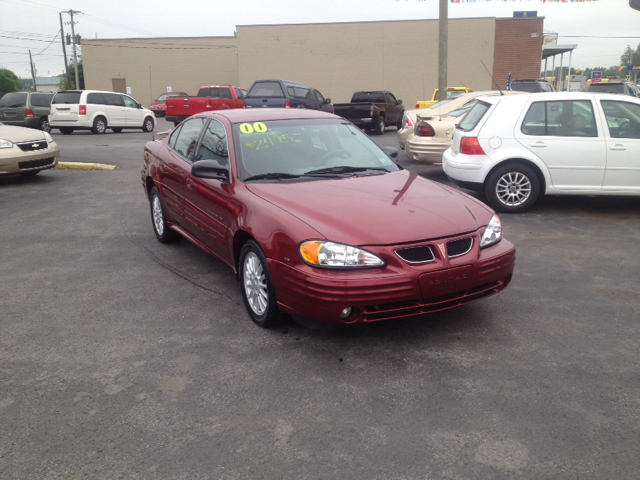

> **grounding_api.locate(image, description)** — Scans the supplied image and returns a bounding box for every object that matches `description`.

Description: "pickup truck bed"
[334,91,404,135]
[166,85,246,126]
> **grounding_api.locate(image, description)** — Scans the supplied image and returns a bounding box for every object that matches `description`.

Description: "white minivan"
[49,90,155,135]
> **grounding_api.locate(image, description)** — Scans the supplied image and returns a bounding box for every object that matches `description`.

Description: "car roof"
[475,92,640,104]
[202,108,338,123]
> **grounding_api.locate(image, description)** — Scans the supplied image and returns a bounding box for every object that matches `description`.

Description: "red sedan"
[142,109,515,327]
[150,92,188,117]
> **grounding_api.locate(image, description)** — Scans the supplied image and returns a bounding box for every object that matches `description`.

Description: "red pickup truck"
[165,85,247,126]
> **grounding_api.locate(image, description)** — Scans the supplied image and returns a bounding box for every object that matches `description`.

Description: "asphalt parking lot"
[2,117,640,479]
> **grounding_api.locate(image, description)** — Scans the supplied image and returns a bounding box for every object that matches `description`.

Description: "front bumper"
[0,142,60,175]
[269,235,515,325]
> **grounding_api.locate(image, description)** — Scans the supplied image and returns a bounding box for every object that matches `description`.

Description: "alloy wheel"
[495,172,531,207]
[243,252,268,315]
[152,195,164,235]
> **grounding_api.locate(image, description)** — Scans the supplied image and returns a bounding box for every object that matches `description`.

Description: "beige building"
[82,17,543,109]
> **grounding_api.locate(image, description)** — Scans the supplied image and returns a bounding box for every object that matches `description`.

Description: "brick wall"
[493,18,544,88]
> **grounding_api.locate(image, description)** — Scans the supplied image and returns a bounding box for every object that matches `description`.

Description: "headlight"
[44,132,53,143]
[480,214,502,248]
[300,241,385,268]
[0,139,13,149]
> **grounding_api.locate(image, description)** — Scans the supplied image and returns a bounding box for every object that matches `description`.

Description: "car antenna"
[481,60,504,96]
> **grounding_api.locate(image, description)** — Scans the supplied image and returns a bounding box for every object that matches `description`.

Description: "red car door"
[182,118,237,264]
[159,117,208,227]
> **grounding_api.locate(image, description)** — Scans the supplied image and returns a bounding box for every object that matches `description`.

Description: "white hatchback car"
[443,92,640,212]
[49,90,155,135]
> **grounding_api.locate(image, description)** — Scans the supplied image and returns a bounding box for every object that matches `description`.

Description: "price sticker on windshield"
[239,122,268,134]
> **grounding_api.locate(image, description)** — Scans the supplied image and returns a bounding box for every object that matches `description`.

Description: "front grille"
[16,140,48,152]
[447,237,473,257]
[395,246,435,264]
[18,157,55,170]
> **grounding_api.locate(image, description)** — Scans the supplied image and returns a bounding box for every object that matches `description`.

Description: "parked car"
[244,80,332,112]
[415,87,472,109]
[142,108,515,327]
[333,91,404,135]
[165,86,247,126]
[510,79,556,93]
[398,90,523,150]
[0,91,54,132]
[442,92,640,213]
[150,92,188,117]
[0,121,59,175]
[49,90,155,134]
[587,81,639,97]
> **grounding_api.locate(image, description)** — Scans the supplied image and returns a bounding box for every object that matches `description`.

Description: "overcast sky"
[1,0,638,79]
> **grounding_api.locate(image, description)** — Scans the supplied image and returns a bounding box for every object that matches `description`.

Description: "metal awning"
[542,45,577,60]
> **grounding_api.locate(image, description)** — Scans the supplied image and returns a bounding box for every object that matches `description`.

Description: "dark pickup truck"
[333,91,404,135]
[244,80,333,112]
[165,85,247,126]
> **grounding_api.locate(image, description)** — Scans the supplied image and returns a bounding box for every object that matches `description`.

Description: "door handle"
[609,144,626,151]
[530,141,547,148]
[186,178,195,190]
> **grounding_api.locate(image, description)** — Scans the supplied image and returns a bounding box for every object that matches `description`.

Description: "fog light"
[340,307,352,319]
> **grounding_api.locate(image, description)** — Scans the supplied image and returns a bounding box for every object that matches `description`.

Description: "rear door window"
[52,92,81,104]
[1,93,28,107]
[522,100,597,137]
[104,93,125,106]
[246,82,284,98]
[87,92,106,105]
[457,101,491,132]
[30,93,54,107]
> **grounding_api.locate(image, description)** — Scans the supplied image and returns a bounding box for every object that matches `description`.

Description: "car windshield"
[425,98,454,110]
[233,118,401,181]
[0,92,27,108]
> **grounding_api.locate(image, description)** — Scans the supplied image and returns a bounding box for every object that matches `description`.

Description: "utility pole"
[438,0,448,102]
[29,50,37,91]
[59,12,70,90]
[68,9,81,90]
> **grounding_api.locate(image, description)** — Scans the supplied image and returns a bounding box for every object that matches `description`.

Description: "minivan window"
[246,82,285,98]
[87,92,106,105]
[30,93,54,107]
[457,101,491,131]
[0,92,28,107]
[52,92,82,104]
[104,93,125,107]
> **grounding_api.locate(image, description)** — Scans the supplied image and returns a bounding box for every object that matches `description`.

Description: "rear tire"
[374,116,386,135]
[91,116,107,134]
[150,186,181,244]
[39,117,51,133]
[60,127,74,135]
[239,240,281,328]
[396,114,403,130]
[142,117,154,133]
[484,163,540,213]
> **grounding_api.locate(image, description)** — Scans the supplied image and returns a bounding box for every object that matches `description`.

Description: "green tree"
[620,43,640,67]
[0,68,23,97]
[58,60,85,90]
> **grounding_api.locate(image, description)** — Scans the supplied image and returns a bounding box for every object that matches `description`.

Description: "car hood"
[0,125,45,142]
[246,170,488,246]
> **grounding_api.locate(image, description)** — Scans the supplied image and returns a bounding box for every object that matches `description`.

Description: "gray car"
[0,91,54,132]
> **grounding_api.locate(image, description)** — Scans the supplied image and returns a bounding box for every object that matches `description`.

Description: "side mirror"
[383,146,399,160]
[138,103,143,109]
[396,99,403,105]
[324,98,331,104]
[192,159,230,182]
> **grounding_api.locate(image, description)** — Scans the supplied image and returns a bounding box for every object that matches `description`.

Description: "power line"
[33,30,60,55]
[0,34,61,43]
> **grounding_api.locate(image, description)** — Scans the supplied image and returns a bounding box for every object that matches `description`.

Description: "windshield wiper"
[304,166,389,175]
[243,172,303,182]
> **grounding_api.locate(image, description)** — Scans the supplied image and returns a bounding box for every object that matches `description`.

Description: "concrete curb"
[56,162,117,171]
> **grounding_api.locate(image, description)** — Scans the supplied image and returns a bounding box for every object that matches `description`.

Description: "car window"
[52,92,81,104]
[218,88,232,100]
[386,93,397,104]
[0,92,28,107]
[198,88,211,97]
[588,84,625,94]
[511,83,541,93]
[446,90,465,99]
[457,101,491,131]
[522,100,597,137]
[172,117,207,161]
[234,88,246,100]
[123,96,139,108]
[104,93,125,107]
[600,100,640,139]
[196,119,229,166]
[425,98,454,110]
[168,124,183,149]
[157,94,180,102]
[234,118,400,180]
[351,92,386,103]
[246,82,285,98]
[30,93,54,107]
[287,86,310,98]
[315,90,325,104]
[87,92,106,105]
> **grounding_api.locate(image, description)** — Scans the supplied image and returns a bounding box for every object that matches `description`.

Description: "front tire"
[374,116,386,135]
[91,116,107,134]
[484,163,540,213]
[142,117,155,133]
[149,186,181,244]
[239,240,281,328]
